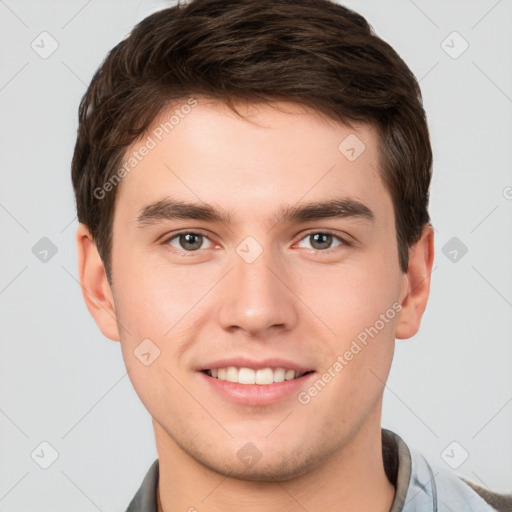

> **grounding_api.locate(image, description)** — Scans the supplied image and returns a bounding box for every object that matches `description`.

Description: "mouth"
[202,366,314,385]
[199,364,316,406]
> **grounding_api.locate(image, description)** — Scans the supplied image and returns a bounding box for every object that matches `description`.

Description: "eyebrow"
[135,197,375,227]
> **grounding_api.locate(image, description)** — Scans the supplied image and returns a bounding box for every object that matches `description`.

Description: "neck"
[154,416,395,512]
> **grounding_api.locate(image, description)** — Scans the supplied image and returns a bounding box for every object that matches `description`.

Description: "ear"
[395,224,435,339]
[75,223,120,342]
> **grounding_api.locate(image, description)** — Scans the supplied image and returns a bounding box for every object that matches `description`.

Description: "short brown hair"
[71,0,432,282]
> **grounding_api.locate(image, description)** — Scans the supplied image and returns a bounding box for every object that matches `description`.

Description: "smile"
[204,366,311,385]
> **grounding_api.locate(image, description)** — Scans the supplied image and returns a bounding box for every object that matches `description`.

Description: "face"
[101,99,410,480]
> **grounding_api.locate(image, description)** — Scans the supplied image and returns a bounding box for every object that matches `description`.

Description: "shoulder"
[125,459,159,512]
[460,478,512,512]
[383,429,511,512]
[406,447,510,512]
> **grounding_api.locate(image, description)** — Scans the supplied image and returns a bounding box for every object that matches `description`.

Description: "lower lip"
[199,371,315,406]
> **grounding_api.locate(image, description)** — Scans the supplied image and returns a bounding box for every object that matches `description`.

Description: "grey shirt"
[126,429,510,511]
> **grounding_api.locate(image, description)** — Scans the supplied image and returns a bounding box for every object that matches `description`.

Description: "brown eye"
[167,232,212,251]
[180,233,203,250]
[309,233,332,250]
[297,232,345,251]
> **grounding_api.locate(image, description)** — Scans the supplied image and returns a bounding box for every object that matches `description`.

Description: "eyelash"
[298,230,352,252]
[161,229,352,254]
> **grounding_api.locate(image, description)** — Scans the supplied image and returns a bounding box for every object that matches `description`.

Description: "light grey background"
[0,0,511,510]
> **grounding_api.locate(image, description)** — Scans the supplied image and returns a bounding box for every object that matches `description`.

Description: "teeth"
[285,369,295,381]
[240,367,256,384]
[206,366,306,385]
[255,368,273,385]
[226,366,238,383]
[273,368,285,382]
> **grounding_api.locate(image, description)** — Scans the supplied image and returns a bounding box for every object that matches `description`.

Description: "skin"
[76,99,434,512]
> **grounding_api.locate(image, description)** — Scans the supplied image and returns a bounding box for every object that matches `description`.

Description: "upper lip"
[198,356,315,373]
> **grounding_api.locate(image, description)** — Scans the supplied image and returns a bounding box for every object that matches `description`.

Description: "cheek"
[112,253,203,333]
[293,253,401,406]
[111,255,219,381]
[297,259,402,343]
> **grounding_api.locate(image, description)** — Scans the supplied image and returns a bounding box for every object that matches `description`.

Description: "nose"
[216,245,299,337]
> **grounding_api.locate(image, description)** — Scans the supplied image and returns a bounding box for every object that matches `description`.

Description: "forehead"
[115,98,389,225]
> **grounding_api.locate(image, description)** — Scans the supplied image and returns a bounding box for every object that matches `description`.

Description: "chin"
[191,445,323,483]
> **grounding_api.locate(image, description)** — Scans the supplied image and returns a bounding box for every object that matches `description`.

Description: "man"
[71,0,511,510]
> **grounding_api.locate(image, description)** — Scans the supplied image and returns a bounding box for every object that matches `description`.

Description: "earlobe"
[75,223,121,342]
[395,224,435,340]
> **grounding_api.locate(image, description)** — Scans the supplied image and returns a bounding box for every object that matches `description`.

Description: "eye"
[296,232,347,251]
[166,232,214,252]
